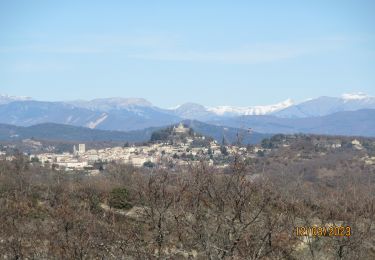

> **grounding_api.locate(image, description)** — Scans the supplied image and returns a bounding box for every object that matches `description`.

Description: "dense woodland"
[0,135,375,259]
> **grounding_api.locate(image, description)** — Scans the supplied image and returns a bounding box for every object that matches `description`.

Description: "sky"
[0,0,374,107]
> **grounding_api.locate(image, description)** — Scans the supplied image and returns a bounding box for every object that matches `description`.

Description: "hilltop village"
[28,123,243,172]
[21,123,375,174]
[1,124,375,259]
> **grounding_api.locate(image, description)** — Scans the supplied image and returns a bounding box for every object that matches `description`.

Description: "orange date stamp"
[294,225,351,237]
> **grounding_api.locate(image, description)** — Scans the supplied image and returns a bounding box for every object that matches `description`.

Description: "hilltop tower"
[173,123,189,134]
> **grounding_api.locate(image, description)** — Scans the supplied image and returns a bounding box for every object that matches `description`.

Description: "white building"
[60,161,88,169]
[79,144,86,154]
[173,123,189,134]
[351,139,363,150]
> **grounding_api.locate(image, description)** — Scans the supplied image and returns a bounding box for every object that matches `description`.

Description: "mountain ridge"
[211,109,375,137]
[2,92,375,118]
[0,93,374,137]
[273,94,375,118]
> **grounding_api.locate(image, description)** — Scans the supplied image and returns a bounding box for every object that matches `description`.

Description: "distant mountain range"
[0,94,32,105]
[170,99,294,120]
[0,100,181,131]
[210,109,375,137]
[273,93,375,118]
[0,93,374,138]
[67,97,153,111]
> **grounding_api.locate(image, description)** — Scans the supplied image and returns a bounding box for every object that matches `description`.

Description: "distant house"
[73,144,86,155]
[351,139,363,150]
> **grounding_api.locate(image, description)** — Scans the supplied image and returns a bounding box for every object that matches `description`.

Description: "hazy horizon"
[1,91,374,109]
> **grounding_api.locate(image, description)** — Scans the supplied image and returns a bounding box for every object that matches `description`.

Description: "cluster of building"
[29,124,248,171]
[30,141,230,171]
[0,151,14,161]
[7,124,371,172]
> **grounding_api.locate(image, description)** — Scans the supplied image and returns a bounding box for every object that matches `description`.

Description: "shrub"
[143,160,155,168]
[108,187,132,210]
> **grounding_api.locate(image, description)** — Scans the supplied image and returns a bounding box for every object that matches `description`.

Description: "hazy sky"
[0,0,374,107]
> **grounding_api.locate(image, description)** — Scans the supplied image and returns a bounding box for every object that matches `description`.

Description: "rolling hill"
[0,121,270,144]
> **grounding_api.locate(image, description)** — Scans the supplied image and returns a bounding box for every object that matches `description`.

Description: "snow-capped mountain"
[0,93,374,136]
[207,99,294,117]
[0,100,104,127]
[170,103,217,120]
[210,109,375,137]
[67,97,153,111]
[0,100,180,131]
[170,99,294,120]
[273,93,375,118]
[0,94,32,105]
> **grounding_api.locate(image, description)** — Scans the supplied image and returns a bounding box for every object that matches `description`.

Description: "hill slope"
[0,121,270,145]
[0,123,154,142]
